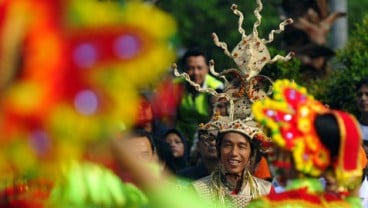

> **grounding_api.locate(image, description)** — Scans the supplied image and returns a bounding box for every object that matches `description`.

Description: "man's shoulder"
[177,164,210,180]
[252,176,272,195]
[253,176,272,186]
[192,175,212,188]
[178,166,196,176]
[205,74,223,89]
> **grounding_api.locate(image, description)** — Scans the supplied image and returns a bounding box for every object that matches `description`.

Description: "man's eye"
[239,145,247,149]
[141,152,150,158]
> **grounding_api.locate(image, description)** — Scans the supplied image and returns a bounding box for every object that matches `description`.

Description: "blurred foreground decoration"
[277,0,345,79]
[0,0,176,206]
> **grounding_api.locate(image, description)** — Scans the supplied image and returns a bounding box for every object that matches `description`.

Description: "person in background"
[134,94,169,141]
[356,78,368,141]
[173,49,223,145]
[155,139,177,174]
[111,129,157,184]
[178,129,218,180]
[163,128,190,173]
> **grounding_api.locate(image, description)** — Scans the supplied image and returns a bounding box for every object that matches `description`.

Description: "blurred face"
[198,130,218,159]
[324,172,338,193]
[165,133,185,158]
[214,101,228,116]
[185,56,208,85]
[136,102,153,132]
[220,132,251,175]
[125,136,154,161]
[357,85,368,114]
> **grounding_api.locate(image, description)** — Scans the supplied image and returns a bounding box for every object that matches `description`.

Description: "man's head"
[198,129,218,160]
[121,130,155,162]
[217,131,255,175]
[182,49,209,85]
[356,78,368,115]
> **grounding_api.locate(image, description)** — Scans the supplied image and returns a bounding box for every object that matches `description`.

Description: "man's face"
[357,85,368,114]
[185,56,208,85]
[220,132,251,175]
[125,136,154,161]
[198,130,218,159]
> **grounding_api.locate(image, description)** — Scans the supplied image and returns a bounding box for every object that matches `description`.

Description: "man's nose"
[206,140,216,148]
[193,68,201,75]
[230,146,239,155]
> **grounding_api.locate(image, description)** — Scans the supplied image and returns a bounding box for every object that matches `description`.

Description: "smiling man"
[192,126,273,208]
[220,132,252,189]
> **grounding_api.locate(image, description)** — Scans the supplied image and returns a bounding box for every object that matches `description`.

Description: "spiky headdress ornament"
[173,0,294,152]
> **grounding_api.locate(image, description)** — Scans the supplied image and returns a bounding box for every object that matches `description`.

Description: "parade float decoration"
[0,0,176,206]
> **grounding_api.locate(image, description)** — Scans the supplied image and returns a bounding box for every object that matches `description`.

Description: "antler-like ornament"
[212,2,294,80]
[172,63,219,96]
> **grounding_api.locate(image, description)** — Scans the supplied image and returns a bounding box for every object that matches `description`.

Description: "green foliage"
[348,1,368,33]
[262,47,302,82]
[311,16,368,116]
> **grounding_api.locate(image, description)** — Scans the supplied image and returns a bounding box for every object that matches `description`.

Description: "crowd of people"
[1,1,368,207]
[106,48,368,208]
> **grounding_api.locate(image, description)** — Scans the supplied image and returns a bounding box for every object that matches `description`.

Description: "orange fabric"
[360,146,368,168]
[254,156,271,179]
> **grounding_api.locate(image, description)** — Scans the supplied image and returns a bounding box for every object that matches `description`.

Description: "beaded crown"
[173,0,294,152]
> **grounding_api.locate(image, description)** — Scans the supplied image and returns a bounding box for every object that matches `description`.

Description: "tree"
[312,16,368,116]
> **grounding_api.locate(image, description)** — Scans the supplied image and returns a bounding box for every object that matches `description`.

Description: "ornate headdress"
[174,0,294,152]
[252,79,363,190]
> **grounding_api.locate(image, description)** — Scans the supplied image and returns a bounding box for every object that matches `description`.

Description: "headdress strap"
[332,110,362,189]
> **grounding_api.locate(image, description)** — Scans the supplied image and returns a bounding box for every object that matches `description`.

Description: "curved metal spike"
[268,51,294,64]
[253,0,263,38]
[172,63,218,96]
[231,4,247,39]
[263,18,293,44]
[209,59,228,83]
[212,33,232,57]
